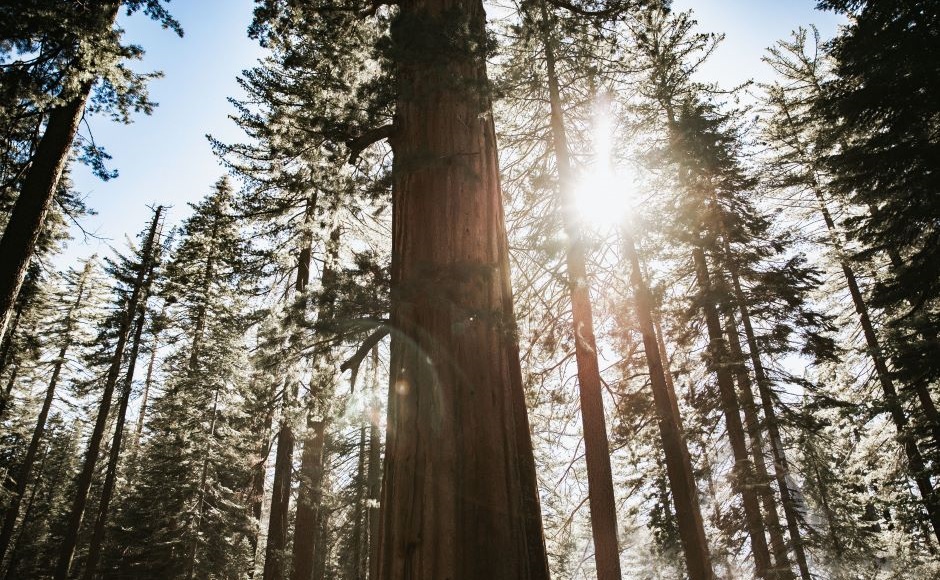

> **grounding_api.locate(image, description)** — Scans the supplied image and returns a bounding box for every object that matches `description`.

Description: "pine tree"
[110,179,255,579]
[0,258,95,564]
[53,205,164,579]
[0,1,181,344]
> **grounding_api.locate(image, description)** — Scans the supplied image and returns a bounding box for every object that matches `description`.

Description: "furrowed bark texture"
[692,247,771,578]
[377,1,550,578]
[624,232,713,579]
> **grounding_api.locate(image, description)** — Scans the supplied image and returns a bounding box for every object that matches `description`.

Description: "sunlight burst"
[573,97,633,229]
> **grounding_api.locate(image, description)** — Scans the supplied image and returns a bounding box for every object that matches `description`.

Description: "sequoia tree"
[376,1,550,578]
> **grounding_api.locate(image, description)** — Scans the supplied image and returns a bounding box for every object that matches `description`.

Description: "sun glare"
[573,98,633,229]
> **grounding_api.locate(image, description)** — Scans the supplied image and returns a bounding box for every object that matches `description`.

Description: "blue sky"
[62,0,843,264]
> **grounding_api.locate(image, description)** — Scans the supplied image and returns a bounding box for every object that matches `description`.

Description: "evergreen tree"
[0,0,181,344]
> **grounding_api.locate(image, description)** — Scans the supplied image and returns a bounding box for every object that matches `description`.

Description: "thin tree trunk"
[2,442,48,580]
[367,348,382,580]
[623,230,713,579]
[0,303,23,379]
[0,2,121,345]
[728,269,813,580]
[53,204,163,580]
[538,3,620,576]
[263,425,295,580]
[0,363,18,423]
[377,1,550,578]
[82,302,151,579]
[815,196,940,518]
[188,387,220,579]
[353,426,369,579]
[132,307,163,450]
[249,403,275,578]
[291,419,327,580]
[0,262,91,563]
[723,311,794,579]
[691,247,771,578]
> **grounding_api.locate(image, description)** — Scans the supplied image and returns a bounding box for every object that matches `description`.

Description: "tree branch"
[340,327,390,376]
[543,0,639,18]
[346,124,395,164]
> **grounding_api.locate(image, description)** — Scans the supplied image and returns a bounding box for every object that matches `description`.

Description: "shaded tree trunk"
[692,247,771,577]
[0,2,121,345]
[623,230,713,579]
[377,1,550,578]
[0,263,91,563]
[263,424,295,580]
[53,204,163,580]
[723,311,793,579]
[727,268,812,580]
[83,301,152,579]
[291,419,327,580]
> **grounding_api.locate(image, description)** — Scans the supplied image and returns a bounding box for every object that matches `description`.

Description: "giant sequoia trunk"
[692,247,771,578]
[623,232,713,580]
[0,263,91,563]
[53,205,163,580]
[536,3,621,577]
[0,2,121,345]
[377,1,549,578]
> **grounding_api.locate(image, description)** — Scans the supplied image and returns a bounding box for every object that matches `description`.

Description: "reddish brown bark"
[537,3,621,575]
[376,1,549,578]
